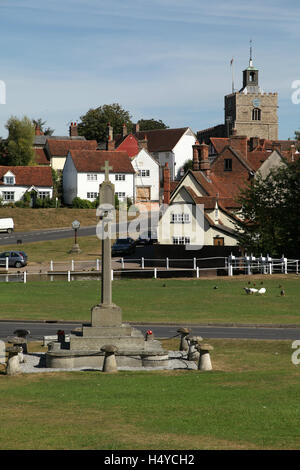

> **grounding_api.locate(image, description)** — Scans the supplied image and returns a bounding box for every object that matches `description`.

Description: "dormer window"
[4,173,15,185]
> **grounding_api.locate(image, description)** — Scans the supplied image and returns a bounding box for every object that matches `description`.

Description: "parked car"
[0,251,27,268]
[111,237,136,256]
[0,218,14,234]
[137,230,158,245]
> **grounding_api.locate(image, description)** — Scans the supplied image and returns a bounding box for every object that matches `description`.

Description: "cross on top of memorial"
[101,160,113,182]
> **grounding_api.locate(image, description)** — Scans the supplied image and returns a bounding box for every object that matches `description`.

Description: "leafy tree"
[138,119,168,131]
[32,118,54,136]
[5,116,35,166]
[77,103,133,142]
[235,159,300,258]
[183,159,193,173]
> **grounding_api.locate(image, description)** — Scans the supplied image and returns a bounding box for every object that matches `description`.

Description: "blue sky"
[0,0,300,139]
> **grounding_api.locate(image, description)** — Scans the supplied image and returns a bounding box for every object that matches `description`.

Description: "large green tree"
[138,118,168,131]
[77,103,133,142]
[5,116,35,166]
[235,160,300,258]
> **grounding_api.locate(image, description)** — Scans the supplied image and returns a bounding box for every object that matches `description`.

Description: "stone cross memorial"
[91,161,122,327]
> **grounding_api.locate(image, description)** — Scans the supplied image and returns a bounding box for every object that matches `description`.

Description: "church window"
[252,108,261,121]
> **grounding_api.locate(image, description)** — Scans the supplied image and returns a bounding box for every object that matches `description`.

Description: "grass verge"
[0,277,299,324]
[0,338,299,450]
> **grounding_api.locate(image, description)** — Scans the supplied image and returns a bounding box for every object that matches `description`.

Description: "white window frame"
[87,192,98,199]
[4,176,15,185]
[171,213,190,224]
[87,174,97,181]
[115,174,125,181]
[137,169,150,177]
[172,236,190,245]
[2,191,14,201]
[38,191,51,199]
[115,192,126,199]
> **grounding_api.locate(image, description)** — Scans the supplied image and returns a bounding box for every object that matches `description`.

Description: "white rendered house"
[0,166,53,205]
[135,127,197,181]
[131,148,160,202]
[63,149,135,205]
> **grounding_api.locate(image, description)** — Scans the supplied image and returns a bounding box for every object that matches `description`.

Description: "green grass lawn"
[0,277,299,324]
[1,338,300,450]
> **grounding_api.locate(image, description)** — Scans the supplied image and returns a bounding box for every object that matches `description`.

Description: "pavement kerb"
[1,319,300,329]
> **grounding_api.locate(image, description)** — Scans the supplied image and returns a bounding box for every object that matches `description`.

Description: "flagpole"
[230,58,234,93]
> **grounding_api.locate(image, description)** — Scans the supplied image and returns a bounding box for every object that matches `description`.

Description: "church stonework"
[224,91,278,140]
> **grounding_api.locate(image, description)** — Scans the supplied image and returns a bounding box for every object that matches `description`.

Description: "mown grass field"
[0,276,299,324]
[0,207,98,232]
[1,338,300,450]
[1,236,102,263]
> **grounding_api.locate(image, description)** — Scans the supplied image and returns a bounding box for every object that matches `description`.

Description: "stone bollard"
[197,344,214,371]
[187,336,203,361]
[101,345,118,373]
[7,336,27,363]
[13,329,30,354]
[6,346,22,376]
[177,327,191,352]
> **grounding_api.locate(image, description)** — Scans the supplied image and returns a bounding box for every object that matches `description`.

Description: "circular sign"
[252,98,260,107]
[72,220,80,230]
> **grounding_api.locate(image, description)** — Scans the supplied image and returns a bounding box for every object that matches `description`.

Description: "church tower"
[224,42,278,140]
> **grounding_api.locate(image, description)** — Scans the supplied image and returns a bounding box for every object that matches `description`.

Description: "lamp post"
[71,220,81,253]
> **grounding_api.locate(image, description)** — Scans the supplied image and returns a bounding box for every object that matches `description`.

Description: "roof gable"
[135,127,190,152]
[68,150,135,174]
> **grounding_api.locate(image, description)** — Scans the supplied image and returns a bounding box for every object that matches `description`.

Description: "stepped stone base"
[45,302,168,369]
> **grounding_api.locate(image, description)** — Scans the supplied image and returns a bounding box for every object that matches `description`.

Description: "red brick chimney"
[135,122,140,133]
[107,123,115,150]
[69,122,78,137]
[138,134,148,151]
[122,123,127,138]
[163,162,170,205]
[199,142,211,176]
[192,141,200,171]
[35,125,43,136]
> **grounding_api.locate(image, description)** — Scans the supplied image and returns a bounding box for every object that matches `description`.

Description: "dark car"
[111,237,136,256]
[0,250,27,268]
[137,230,158,245]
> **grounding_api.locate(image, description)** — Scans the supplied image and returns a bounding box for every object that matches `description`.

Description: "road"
[1,321,300,342]
[0,226,98,246]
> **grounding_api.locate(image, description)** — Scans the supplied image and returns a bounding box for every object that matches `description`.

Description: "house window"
[224,159,232,171]
[115,192,126,199]
[172,236,190,245]
[137,169,150,177]
[171,213,190,224]
[213,236,224,246]
[115,174,125,181]
[252,108,261,121]
[87,174,97,181]
[87,192,98,199]
[38,191,50,199]
[2,191,14,201]
[4,176,14,185]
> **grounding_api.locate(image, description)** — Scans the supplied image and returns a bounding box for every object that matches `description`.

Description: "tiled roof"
[34,148,50,166]
[47,139,98,156]
[0,166,53,187]
[69,150,135,174]
[135,128,190,152]
[115,134,139,158]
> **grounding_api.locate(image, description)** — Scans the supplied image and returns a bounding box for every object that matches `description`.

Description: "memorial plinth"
[45,161,168,370]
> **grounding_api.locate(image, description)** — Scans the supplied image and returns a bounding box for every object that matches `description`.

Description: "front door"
[136,186,151,202]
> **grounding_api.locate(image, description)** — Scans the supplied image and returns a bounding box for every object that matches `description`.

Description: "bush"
[72,197,94,209]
